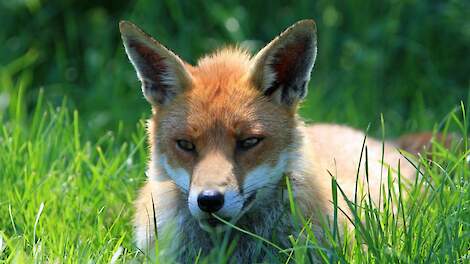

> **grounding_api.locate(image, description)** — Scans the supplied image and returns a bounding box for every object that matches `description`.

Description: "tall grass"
[0,76,148,262]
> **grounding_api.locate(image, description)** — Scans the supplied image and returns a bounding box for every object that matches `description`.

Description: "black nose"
[197,190,224,213]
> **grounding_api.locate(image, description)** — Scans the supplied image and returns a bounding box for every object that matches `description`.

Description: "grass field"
[1,0,469,263]
[0,82,468,263]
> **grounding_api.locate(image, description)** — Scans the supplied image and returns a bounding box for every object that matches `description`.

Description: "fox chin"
[120,19,420,261]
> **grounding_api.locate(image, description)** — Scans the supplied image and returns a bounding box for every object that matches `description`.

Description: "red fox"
[120,19,428,261]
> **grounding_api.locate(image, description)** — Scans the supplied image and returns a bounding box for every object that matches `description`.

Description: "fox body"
[120,20,417,261]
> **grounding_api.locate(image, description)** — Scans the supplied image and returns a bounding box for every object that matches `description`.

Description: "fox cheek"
[242,152,291,198]
[159,155,190,192]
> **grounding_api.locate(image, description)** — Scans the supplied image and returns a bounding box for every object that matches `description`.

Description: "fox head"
[120,20,317,225]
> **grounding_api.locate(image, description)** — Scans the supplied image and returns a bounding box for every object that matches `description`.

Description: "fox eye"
[176,140,195,152]
[238,137,263,150]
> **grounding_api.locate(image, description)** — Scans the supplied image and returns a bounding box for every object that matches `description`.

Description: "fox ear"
[250,20,317,106]
[119,21,193,105]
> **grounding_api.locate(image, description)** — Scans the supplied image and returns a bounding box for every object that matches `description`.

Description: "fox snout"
[188,152,244,221]
[188,187,244,222]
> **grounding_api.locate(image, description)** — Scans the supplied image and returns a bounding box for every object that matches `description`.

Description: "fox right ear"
[119,21,193,105]
[250,20,317,107]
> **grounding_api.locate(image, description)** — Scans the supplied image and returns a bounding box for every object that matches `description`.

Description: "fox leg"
[134,180,181,251]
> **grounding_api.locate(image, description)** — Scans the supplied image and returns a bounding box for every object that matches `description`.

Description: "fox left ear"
[250,20,317,106]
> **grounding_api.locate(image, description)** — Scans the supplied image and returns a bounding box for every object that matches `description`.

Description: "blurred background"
[0,0,468,138]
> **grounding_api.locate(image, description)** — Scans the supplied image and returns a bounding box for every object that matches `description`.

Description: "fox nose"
[197,190,224,213]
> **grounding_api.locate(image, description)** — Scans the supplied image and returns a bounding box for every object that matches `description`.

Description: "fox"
[119,19,431,261]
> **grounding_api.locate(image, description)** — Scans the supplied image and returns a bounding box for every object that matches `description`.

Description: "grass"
[0,87,148,262]
[0,0,469,262]
[0,74,468,263]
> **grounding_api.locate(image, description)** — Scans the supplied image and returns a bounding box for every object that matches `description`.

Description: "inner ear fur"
[250,20,317,106]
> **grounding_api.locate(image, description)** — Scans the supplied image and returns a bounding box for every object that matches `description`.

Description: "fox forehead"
[153,48,295,139]
[188,48,257,107]
[156,93,293,143]
[192,47,252,87]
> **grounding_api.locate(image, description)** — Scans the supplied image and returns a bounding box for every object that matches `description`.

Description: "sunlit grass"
[0,81,148,262]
